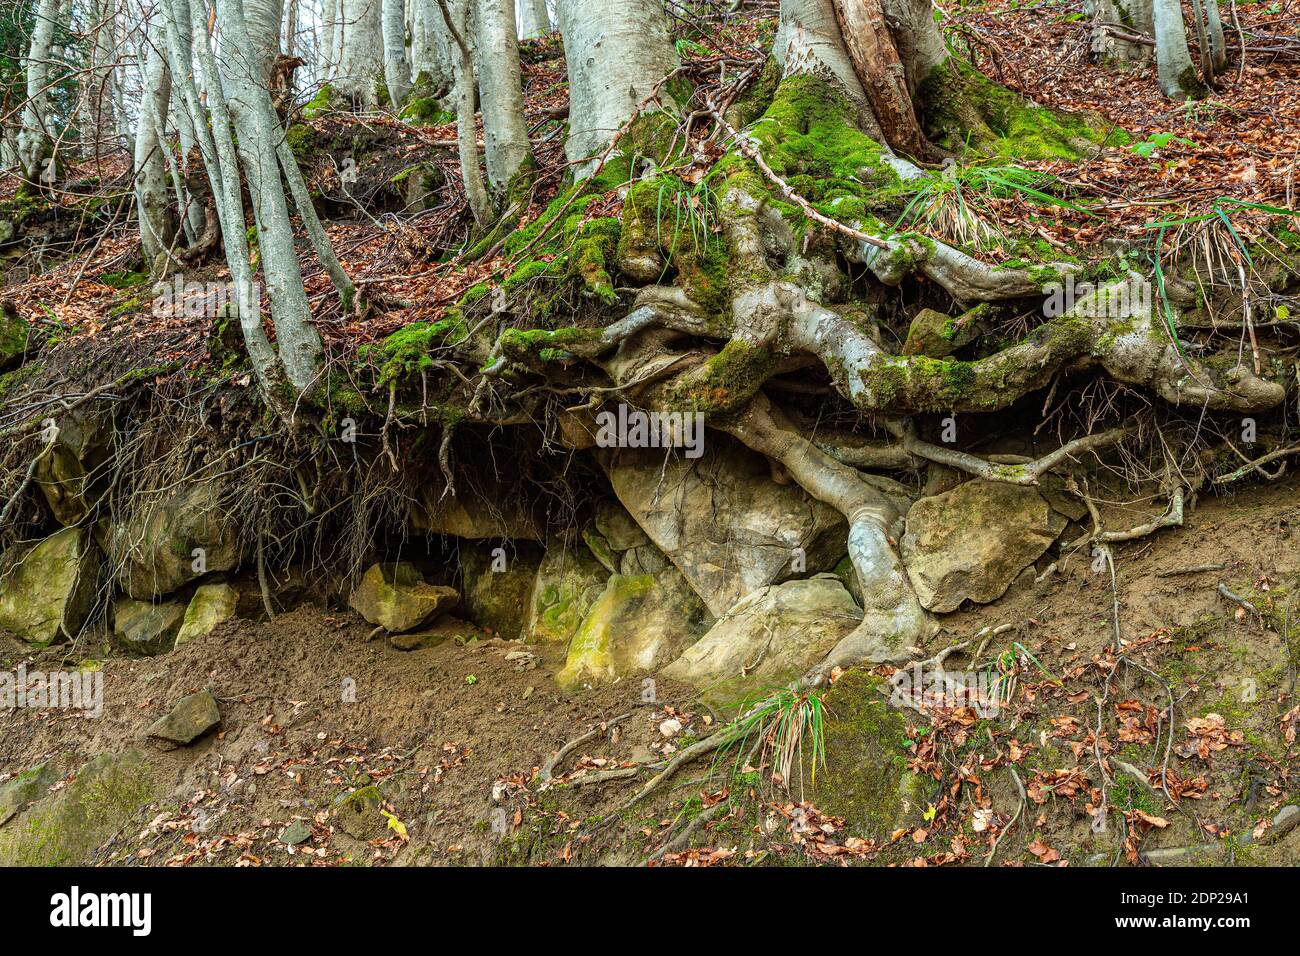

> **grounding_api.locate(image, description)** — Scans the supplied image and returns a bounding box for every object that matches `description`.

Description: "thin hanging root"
[535,713,631,784]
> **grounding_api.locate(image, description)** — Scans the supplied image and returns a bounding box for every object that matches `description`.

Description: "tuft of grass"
[714,687,828,799]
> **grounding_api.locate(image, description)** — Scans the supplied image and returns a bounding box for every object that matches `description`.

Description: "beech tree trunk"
[556,0,681,176]
[474,0,533,196]
[436,0,492,228]
[337,0,385,107]
[1152,0,1204,100]
[383,0,412,108]
[18,0,61,183]
[134,40,176,272]
[516,0,549,38]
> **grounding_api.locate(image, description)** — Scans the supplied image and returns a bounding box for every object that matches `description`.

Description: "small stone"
[175,583,238,647]
[279,819,312,845]
[145,690,221,747]
[658,718,683,737]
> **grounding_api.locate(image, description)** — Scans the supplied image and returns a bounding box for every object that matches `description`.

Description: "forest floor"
[2,473,1296,866]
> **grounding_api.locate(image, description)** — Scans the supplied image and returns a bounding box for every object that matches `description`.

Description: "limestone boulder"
[112,597,185,655]
[174,583,239,647]
[0,527,100,646]
[524,544,609,645]
[349,562,458,633]
[111,481,241,599]
[900,480,1065,613]
[557,568,710,689]
[601,439,847,617]
[460,542,543,639]
[663,575,862,700]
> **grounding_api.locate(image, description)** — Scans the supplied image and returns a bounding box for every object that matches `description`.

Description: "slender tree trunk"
[18,0,61,184]
[134,40,176,272]
[337,0,384,107]
[167,0,285,402]
[1151,0,1205,99]
[555,0,681,177]
[436,0,491,228]
[216,0,325,392]
[516,0,549,38]
[1204,0,1227,72]
[474,0,532,196]
[409,0,451,95]
[383,0,412,108]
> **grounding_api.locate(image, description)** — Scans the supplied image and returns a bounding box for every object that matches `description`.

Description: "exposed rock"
[410,484,540,540]
[619,544,669,576]
[460,542,543,639]
[0,298,30,370]
[349,562,458,633]
[33,404,114,526]
[333,785,387,841]
[279,819,312,845]
[0,526,101,647]
[0,750,153,865]
[582,527,619,573]
[557,568,710,688]
[555,406,601,450]
[145,690,221,746]
[901,480,1066,613]
[525,545,609,644]
[594,499,649,551]
[111,481,241,599]
[601,439,847,617]
[902,304,986,358]
[113,597,185,655]
[808,670,928,840]
[174,583,238,647]
[662,575,862,699]
[0,762,57,826]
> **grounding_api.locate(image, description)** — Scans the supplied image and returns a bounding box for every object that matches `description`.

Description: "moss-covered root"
[920,59,1129,161]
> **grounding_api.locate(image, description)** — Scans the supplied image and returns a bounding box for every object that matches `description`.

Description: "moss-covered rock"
[348,562,459,633]
[111,481,241,599]
[0,750,155,866]
[333,785,387,841]
[459,541,543,640]
[144,689,221,747]
[0,527,101,647]
[557,568,709,689]
[174,582,239,647]
[525,543,610,645]
[809,671,927,841]
[34,403,115,526]
[0,299,30,370]
[0,762,57,826]
[112,597,186,656]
